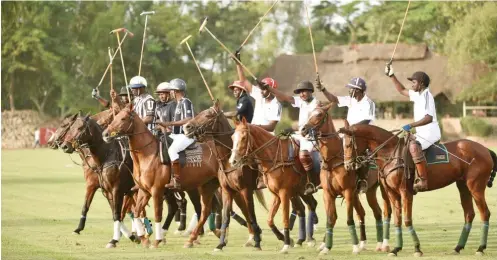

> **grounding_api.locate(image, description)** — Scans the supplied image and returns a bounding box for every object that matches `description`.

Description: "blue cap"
[345,77,367,91]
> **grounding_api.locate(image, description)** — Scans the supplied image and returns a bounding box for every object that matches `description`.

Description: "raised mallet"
[180,35,215,103]
[138,10,156,76]
[304,4,319,78]
[389,0,411,65]
[238,0,279,50]
[199,17,258,82]
[109,28,131,85]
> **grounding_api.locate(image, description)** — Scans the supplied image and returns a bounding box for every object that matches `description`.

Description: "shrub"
[460,116,493,137]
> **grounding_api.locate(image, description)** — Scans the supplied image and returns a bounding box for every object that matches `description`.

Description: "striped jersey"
[133,93,156,131]
[172,97,194,134]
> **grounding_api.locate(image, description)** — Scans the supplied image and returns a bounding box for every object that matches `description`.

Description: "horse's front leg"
[133,189,152,247]
[267,191,284,243]
[151,187,165,248]
[74,177,99,234]
[401,190,422,257]
[106,187,124,249]
[365,183,384,251]
[162,191,178,233]
[379,182,392,252]
[290,196,306,247]
[386,190,403,256]
[344,189,360,254]
[240,188,262,249]
[186,184,216,248]
[214,188,233,251]
[318,180,337,255]
[353,193,367,251]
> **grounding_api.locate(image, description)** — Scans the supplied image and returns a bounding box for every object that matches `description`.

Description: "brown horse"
[230,118,314,254]
[184,102,267,251]
[102,105,251,248]
[300,103,392,255]
[339,123,496,256]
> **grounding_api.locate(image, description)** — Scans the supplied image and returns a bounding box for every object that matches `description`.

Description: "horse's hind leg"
[401,190,422,257]
[267,191,284,243]
[291,196,306,247]
[318,171,336,255]
[106,188,125,249]
[301,194,318,244]
[151,187,165,248]
[240,188,263,249]
[133,189,152,247]
[365,184,383,251]
[186,183,217,248]
[279,190,292,254]
[379,183,392,252]
[74,180,98,234]
[386,191,403,256]
[342,189,360,254]
[467,181,490,255]
[353,194,367,251]
[452,181,475,254]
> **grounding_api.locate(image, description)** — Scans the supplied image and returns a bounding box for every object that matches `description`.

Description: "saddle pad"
[183,145,203,167]
[425,143,449,165]
[159,135,201,167]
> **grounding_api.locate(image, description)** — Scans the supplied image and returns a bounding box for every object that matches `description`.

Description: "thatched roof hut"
[262,43,485,103]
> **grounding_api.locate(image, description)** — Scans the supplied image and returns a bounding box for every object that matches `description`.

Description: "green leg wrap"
[144,217,153,235]
[348,225,359,245]
[395,226,403,248]
[376,220,383,242]
[480,221,489,247]
[127,212,135,220]
[457,223,472,247]
[208,213,216,231]
[383,218,391,240]
[325,226,333,249]
[407,226,420,247]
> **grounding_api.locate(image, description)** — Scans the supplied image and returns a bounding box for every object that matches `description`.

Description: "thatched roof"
[262,43,485,103]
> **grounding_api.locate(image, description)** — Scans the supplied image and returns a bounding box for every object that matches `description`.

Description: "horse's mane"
[350,124,397,143]
[246,123,274,139]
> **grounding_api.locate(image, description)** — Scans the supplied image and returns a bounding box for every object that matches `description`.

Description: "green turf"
[2,149,497,260]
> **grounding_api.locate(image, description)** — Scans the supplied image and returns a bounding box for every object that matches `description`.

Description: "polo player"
[129,75,156,131]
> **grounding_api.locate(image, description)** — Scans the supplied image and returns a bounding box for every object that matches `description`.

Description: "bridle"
[108,111,154,152]
[187,107,234,140]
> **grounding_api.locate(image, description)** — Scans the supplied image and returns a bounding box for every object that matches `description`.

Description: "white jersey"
[337,95,375,125]
[250,86,282,130]
[292,96,319,131]
[409,89,441,149]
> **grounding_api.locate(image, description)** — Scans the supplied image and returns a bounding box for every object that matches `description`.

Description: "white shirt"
[408,89,441,141]
[292,96,319,131]
[250,87,282,128]
[337,95,375,125]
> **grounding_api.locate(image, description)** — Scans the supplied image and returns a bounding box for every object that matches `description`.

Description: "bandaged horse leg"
[231,211,248,227]
[409,140,429,192]
[299,151,315,195]
[183,213,198,236]
[290,197,306,246]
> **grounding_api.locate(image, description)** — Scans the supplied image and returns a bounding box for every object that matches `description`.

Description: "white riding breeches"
[414,133,440,150]
[168,134,195,161]
[292,134,316,152]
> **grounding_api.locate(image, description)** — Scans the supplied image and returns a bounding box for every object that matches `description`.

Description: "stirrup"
[304,182,316,195]
[357,179,368,194]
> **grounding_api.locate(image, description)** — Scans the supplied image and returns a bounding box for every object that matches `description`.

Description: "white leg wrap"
[134,218,145,237]
[131,219,136,233]
[113,221,121,241]
[360,240,367,250]
[155,222,163,241]
[186,213,198,233]
[352,244,360,254]
[120,222,132,238]
[382,239,389,247]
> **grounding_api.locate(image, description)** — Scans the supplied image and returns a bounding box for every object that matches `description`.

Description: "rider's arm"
[321,88,339,103]
[95,96,110,108]
[267,87,295,105]
[236,63,253,93]
[390,75,409,97]
[408,91,435,128]
[256,121,278,132]
[409,115,433,128]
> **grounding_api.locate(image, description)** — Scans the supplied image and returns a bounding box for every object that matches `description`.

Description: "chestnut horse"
[339,123,496,256]
[102,106,252,248]
[230,118,316,254]
[300,103,392,255]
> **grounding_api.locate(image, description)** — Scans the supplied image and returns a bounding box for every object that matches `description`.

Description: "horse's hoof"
[375,242,383,252]
[382,246,391,252]
[253,246,262,251]
[193,239,201,245]
[317,242,326,252]
[289,238,295,247]
[450,250,460,255]
[475,251,484,256]
[319,247,330,255]
[141,238,150,248]
[387,252,397,257]
[413,252,423,257]
[244,239,255,247]
[184,242,193,248]
[352,244,361,254]
[213,248,222,252]
[280,244,290,254]
[174,230,182,235]
[293,243,302,248]
[105,243,116,249]
[72,231,81,235]
[307,239,316,247]
[150,240,162,248]
[360,241,367,251]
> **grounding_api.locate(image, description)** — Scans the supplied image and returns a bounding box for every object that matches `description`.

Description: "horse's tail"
[255,189,268,212]
[487,149,497,188]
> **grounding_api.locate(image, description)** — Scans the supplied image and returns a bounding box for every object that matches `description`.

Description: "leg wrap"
[348,225,359,245]
[407,226,420,247]
[409,141,426,163]
[480,221,489,248]
[457,222,472,248]
[376,220,383,242]
[395,226,403,248]
[299,151,314,172]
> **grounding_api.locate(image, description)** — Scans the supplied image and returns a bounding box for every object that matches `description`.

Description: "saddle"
[159,134,202,167]
[289,137,321,174]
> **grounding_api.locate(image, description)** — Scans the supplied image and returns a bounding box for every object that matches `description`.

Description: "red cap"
[261,77,277,89]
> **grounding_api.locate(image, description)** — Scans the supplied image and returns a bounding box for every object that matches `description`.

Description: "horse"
[339,123,496,256]
[300,103,392,255]
[60,114,136,248]
[101,105,252,248]
[230,117,318,254]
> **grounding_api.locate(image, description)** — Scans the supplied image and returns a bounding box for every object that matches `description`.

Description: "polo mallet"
[108,47,116,117]
[304,4,319,78]
[109,28,130,85]
[238,0,279,51]
[199,17,258,82]
[389,0,411,65]
[96,28,134,89]
[139,11,156,76]
[180,35,215,104]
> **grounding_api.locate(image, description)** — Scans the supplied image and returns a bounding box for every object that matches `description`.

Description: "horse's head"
[338,120,369,171]
[301,102,333,137]
[60,114,95,153]
[47,113,78,149]
[229,117,251,167]
[102,105,134,143]
[184,100,226,141]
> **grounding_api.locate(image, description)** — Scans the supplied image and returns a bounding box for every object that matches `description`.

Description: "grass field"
[2,149,497,260]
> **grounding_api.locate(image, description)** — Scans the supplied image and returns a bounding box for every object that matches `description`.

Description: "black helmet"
[293,80,314,94]
[118,86,130,96]
[408,71,430,87]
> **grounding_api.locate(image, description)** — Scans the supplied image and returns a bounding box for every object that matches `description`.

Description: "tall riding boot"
[356,167,368,194]
[256,172,266,189]
[409,141,429,192]
[299,151,315,195]
[165,160,181,190]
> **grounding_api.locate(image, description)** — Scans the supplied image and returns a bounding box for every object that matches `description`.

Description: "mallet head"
[140,11,156,16]
[199,17,208,33]
[180,35,192,45]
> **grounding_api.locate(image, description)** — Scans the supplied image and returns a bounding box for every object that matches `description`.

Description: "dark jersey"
[236,93,254,123]
[172,98,194,134]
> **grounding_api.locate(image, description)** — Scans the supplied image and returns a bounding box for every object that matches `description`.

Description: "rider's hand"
[110,88,117,99]
[385,63,394,77]
[401,124,412,132]
[315,75,325,92]
[281,128,294,136]
[232,47,241,63]
[92,88,100,99]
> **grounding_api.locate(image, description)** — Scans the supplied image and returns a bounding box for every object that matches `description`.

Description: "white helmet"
[129,76,147,89]
[156,82,171,93]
